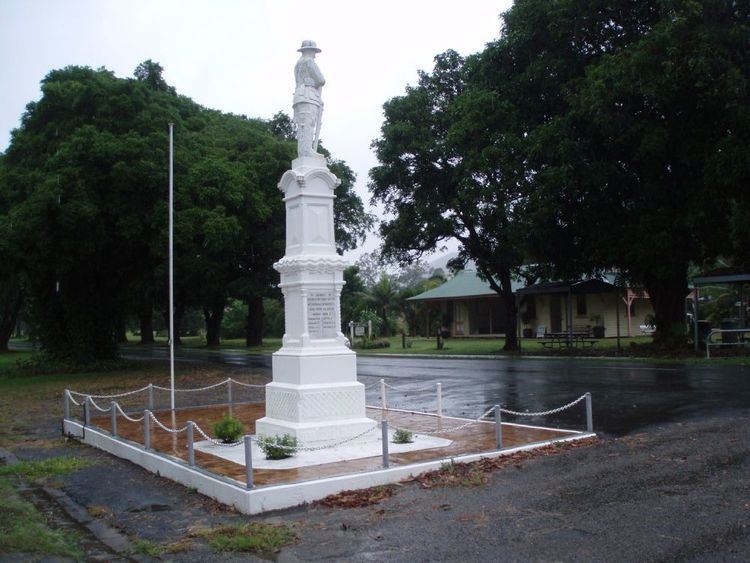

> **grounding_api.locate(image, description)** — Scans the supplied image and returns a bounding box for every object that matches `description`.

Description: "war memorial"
[60,42,594,514]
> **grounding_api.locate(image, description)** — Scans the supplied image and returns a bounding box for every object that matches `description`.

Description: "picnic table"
[537,331,598,349]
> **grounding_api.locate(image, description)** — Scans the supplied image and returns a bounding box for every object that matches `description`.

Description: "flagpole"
[168,123,175,412]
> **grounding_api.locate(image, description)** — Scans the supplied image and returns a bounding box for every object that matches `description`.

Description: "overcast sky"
[0,0,512,262]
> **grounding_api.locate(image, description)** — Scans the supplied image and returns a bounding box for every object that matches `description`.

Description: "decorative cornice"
[274,255,349,275]
[277,167,341,193]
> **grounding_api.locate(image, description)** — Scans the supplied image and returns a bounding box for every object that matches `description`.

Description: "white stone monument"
[255,41,376,445]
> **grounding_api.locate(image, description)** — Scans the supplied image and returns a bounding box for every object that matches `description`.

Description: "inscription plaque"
[307,291,336,339]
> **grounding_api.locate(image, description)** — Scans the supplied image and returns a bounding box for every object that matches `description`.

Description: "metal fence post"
[228,378,233,407]
[148,383,154,411]
[381,419,389,468]
[111,402,117,437]
[84,397,91,426]
[585,392,593,433]
[244,435,253,489]
[380,379,387,410]
[494,405,502,449]
[144,410,151,450]
[436,383,443,418]
[64,390,70,420]
[187,421,195,466]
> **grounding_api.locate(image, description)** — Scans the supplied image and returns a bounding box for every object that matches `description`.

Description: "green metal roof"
[407,270,524,301]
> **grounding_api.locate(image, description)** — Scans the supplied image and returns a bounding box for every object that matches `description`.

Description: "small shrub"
[357,338,391,349]
[257,434,298,460]
[212,414,244,444]
[392,428,413,444]
[439,460,457,474]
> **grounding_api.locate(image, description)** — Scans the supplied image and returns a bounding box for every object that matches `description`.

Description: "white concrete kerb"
[63,418,594,515]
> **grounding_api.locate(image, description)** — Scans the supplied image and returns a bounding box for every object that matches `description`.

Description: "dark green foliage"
[2,63,371,360]
[212,414,244,444]
[369,50,525,350]
[257,434,298,460]
[495,0,749,343]
[261,298,284,339]
[371,0,749,346]
[358,274,402,337]
[0,155,22,351]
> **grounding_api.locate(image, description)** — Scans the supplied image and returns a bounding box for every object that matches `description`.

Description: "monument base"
[256,348,377,445]
[255,415,377,446]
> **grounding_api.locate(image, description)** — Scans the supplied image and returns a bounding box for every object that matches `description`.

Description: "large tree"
[370,51,528,350]
[4,66,173,360]
[372,0,748,347]
[0,154,24,351]
[3,65,373,358]
[519,0,750,343]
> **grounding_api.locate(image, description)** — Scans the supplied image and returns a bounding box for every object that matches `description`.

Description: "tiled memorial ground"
[93,402,576,487]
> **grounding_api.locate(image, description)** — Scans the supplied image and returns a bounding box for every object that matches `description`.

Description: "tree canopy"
[1,63,371,359]
[370,0,749,345]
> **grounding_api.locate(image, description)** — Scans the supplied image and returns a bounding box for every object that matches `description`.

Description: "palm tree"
[359,274,402,337]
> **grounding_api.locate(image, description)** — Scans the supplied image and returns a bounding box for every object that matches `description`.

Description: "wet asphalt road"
[117,346,750,437]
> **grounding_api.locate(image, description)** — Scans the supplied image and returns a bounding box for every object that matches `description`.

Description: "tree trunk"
[380,308,390,337]
[163,306,183,346]
[138,310,155,344]
[500,284,519,351]
[174,306,183,346]
[245,296,264,347]
[115,316,128,344]
[203,305,224,348]
[475,263,519,351]
[0,291,23,352]
[644,269,689,346]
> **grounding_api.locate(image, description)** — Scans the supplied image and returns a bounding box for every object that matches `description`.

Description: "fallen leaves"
[315,485,395,509]
[413,437,598,489]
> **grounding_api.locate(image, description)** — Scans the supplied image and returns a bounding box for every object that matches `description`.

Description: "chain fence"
[64,377,592,489]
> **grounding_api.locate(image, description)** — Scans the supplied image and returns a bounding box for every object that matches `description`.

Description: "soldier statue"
[293,40,325,158]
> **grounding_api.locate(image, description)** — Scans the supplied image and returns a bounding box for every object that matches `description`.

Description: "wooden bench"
[537,331,598,349]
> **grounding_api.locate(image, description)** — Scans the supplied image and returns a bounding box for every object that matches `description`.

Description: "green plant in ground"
[132,538,163,557]
[356,338,391,349]
[0,456,94,479]
[439,459,457,474]
[392,428,413,444]
[0,478,82,558]
[196,522,296,553]
[257,434,298,460]
[212,414,245,444]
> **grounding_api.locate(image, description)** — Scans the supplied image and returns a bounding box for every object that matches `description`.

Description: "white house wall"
[525,293,654,337]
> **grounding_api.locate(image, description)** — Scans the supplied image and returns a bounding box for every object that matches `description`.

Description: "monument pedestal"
[255,155,376,445]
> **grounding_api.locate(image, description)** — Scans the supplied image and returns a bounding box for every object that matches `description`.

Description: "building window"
[576,294,587,316]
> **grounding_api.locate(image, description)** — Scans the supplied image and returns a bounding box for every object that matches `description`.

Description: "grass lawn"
[0,477,82,558]
[0,358,273,559]
[0,350,33,369]
[355,336,749,364]
[355,335,655,355]
[117,333,748,363]
[124,335,283,355]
